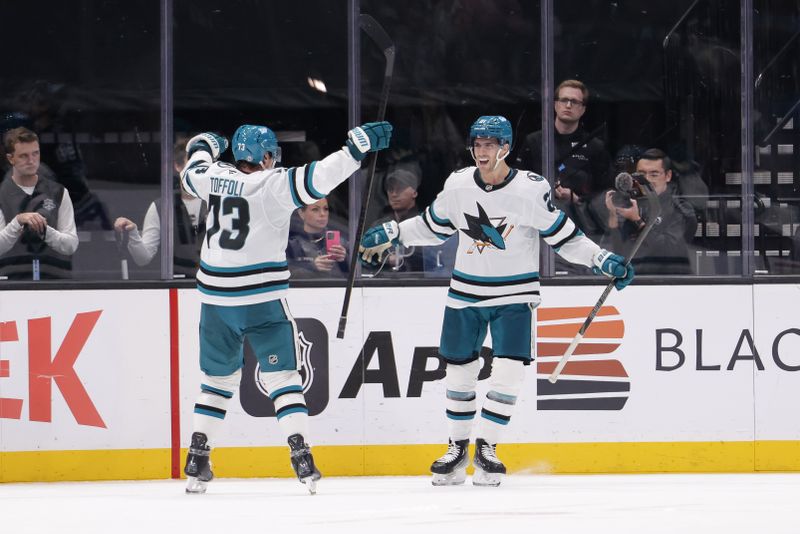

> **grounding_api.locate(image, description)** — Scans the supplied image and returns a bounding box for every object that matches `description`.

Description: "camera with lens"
[611,172,648,208]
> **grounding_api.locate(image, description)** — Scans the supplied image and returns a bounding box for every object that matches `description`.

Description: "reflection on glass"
[360,1,541,277]
[555,0,741,275]
[0,2,160,281]
[753,1,800,274]
[174,0,348,280]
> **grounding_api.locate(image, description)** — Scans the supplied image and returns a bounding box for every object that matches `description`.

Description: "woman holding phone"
[286,198,349,278]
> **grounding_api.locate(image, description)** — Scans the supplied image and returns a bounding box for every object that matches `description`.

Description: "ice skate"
[288,433,321,495]
[472,438,506,487]
[184,432,213,494]
[430,438,469,486]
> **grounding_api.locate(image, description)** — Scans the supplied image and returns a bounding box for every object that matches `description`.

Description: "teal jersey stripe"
[542,211,566,236]
[452,270,539,283]
[305,161,324,199]
[428,204,451,226]
[275,406,309,420]
[269,385,303,400]
[447,413,476,420]
[184,175,200,198]
[288,168,302,207]
[200,260,288,273]
[481,412,510,425]
[198,283,290,298]
[194,407,226,420]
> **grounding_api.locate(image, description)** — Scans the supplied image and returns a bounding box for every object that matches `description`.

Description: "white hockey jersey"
[181,147,360,306]
[398,167,602,309]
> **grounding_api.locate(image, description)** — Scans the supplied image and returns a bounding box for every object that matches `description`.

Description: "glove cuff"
[346,140,368,161]
[591,248,612,270]
[382,220,400,245]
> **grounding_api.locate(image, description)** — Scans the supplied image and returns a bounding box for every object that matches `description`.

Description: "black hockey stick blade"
[548,184,662,383]
[337,15,395,339]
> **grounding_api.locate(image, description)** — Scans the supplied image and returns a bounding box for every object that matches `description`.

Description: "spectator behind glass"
[369,168,424,273]
[0,127,78,280]
[286,198,348,278]
[515,79,612,242]
[7,80,111,230]
[602,148,697,274]
[113,139,206,278]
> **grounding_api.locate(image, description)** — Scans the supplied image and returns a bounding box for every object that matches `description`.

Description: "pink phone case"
[325,230,341,252]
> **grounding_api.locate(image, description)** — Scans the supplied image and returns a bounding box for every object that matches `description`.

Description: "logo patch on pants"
[239,318,329,417]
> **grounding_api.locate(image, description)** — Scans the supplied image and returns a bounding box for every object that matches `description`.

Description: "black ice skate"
[288,433,321,495]
[184,432,213,494]
[430,438,469,486]
[472,438,506,487]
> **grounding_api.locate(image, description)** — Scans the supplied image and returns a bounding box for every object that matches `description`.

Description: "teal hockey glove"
[346,121,393,161]
[592,249,635,290]
[359,220,400,267]
[186,132,229,161]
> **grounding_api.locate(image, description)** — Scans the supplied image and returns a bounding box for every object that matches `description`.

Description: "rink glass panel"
[0,2,798,284]
[357,1,542,280]
[173,0,349,282]
[752,1,800,275]
[553,0,744,276]
[0,1,161,281]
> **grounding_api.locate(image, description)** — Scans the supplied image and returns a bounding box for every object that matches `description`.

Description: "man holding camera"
[604,148,697,274]
[0,126,78,279]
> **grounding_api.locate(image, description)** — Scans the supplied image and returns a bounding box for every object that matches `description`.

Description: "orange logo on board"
[535,306,629,410]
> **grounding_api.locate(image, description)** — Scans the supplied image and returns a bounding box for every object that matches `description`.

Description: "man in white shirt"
[114,142,206,278]
[0,127,78,279]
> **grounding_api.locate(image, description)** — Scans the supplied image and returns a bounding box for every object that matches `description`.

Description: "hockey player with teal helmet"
[468,115,513,171]
[232,124,281,168]
[468,115,513,147]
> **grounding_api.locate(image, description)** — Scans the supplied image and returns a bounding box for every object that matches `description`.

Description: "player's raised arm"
[275,122,393,210]
[180,132,230,200]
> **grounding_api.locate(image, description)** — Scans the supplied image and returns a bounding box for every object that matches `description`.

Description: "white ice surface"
[1,474,799,533]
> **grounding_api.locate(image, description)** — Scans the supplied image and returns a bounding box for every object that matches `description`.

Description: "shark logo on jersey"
[460,202,514,254]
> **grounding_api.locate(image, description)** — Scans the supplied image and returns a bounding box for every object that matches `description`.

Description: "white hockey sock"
[476,358,525,445]
[444,360,480,441]
[192,371,240,448]
[260,370,310,441]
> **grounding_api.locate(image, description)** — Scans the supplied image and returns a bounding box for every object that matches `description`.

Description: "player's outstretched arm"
[591,249,635,290]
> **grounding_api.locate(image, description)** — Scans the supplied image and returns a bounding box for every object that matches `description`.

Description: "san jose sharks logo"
[461,202,514,254]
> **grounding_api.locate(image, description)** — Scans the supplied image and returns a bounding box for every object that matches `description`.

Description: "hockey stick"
[547,182,662,383]
[336,14,395,339]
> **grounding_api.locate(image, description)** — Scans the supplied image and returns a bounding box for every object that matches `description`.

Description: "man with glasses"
[602,148,697,274]
[515,79,612,246]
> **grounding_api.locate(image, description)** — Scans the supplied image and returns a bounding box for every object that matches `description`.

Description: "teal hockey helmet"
[468,115,513,147]
[232,124,281,164]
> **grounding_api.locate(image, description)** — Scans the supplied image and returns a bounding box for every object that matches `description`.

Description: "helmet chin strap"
[260,157,275,171]
[492,146,510,172]
[469,144,510,172]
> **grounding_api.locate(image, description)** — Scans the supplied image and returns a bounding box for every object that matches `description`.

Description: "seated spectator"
[368,168,424,273]
[0,127,78,280]
[602,148,697,274]
[286,198,348,278]
[113,140,206,278]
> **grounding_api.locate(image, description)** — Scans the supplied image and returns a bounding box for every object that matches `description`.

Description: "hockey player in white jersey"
[180,121,392,494]
[359,116,633,487]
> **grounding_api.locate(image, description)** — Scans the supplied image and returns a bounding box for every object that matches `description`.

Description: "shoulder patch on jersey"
[526,171,545,182]
[454,167,471,174]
